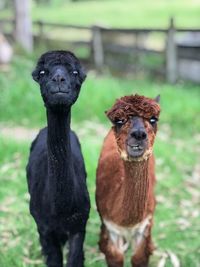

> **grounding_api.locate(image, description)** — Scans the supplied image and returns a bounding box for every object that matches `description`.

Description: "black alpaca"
[26,51,90,267]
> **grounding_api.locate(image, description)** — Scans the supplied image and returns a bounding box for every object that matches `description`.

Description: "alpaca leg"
[99,224,124,267]
[66,231,85,267]
[39,230,63,267]
[131,233,154,267]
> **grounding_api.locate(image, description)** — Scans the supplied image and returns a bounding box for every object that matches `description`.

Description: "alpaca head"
[106,94,160,161]
[32,50,86,109]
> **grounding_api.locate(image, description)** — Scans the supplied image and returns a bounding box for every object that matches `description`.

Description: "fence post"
[12,19,15,40]
[92,26,104,71]
[166,17,177,83]
[14,0,33,52]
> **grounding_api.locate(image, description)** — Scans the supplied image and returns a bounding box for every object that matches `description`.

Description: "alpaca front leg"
[99,224,124,267]
[66,231,85,267]
[39,231,63,267]
[131,233,154,267]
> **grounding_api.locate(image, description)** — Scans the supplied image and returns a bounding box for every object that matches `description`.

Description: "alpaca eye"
[149,117,158,125]
[72,70,78,75]
[115,119,126,127]
[39,70,45,76]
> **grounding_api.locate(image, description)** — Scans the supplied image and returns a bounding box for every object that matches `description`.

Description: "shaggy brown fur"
[106,94,160,122]
[96,94,160,267]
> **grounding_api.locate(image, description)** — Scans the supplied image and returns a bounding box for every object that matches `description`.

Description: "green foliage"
[0,57,45,127]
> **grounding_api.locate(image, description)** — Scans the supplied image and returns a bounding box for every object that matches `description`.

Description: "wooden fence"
[0,18,200,83]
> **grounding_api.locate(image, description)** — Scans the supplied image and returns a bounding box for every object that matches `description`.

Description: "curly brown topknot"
[106,94,160,122]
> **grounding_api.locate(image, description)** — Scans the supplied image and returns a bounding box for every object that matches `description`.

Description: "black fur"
[26,51,90,267]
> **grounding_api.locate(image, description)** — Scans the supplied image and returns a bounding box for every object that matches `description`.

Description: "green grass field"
[32,0,200,28]
[1,0,200,28]
[0,56,200,267]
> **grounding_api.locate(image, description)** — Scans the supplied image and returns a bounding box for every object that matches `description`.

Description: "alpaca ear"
[105,110,114,124]
[81,72,87,82]
[79,67,87,83]
[32,69,39,82]
[154,95,160,103]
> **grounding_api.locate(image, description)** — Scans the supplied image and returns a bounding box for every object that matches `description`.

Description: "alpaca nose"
[130,129,147,141]
[52,74,66,83]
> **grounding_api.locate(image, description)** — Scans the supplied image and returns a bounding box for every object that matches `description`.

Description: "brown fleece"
[96,130,156,226]
[96,94,160,267]
[121,160,150,225]
[106,94,160,123]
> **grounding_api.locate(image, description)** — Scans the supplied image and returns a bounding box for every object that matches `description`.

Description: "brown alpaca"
[96,94,160,267]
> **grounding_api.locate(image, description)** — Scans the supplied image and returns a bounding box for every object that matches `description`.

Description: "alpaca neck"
[47,107,74,214]
[120,159,149,226]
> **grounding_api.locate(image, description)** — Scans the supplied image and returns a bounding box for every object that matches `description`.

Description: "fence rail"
[0,18,200,83]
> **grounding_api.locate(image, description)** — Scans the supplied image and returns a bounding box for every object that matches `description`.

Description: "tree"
[14,0,33,52]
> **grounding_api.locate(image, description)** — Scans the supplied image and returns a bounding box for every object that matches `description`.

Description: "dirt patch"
[0,121,109,142]
[0,125,38,142]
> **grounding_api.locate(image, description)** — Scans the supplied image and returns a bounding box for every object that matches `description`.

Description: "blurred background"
[0,0,200,266]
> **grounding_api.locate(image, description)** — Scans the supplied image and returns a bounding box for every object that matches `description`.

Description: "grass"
[1,56,200,136]
[28,0,200,28]
[0,56,200,266]
[1,0,200,28]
